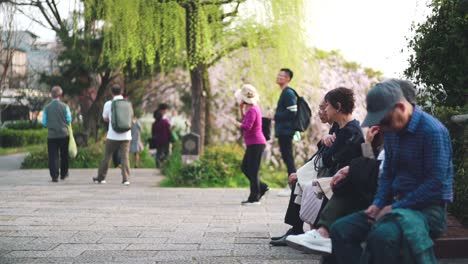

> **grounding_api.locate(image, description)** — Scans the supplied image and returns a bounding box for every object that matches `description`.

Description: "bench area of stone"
[0,168,320,264]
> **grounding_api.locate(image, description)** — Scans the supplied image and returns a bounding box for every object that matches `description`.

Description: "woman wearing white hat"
[235,84,269,205]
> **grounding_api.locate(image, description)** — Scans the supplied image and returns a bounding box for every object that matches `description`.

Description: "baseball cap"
[362,80,404,127]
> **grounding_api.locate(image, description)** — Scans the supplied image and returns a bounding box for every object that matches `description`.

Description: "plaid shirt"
[373,107,454,209]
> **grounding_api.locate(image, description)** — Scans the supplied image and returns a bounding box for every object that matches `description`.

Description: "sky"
[14,0,431,77]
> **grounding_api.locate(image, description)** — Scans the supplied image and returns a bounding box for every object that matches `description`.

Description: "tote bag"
[68,125,78,158]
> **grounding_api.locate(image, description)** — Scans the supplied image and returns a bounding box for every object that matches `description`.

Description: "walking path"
[0,168,320,264]
[0,153,26,170]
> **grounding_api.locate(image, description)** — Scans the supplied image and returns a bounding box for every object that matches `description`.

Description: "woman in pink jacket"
[235,84,268,205]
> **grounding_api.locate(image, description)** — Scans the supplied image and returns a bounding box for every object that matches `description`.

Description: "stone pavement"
[0,168,320,264]
[0,153,26,171]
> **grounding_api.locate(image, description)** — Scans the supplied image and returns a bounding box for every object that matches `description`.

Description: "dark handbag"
[262,117,272,141]
[147,137,157,149]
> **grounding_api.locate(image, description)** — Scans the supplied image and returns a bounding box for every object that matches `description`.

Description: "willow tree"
[85,0,307,151]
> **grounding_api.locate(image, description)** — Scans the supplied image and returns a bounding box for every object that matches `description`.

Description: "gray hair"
[51,86,63,98]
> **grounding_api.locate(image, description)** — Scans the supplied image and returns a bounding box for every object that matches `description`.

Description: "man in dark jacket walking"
[274,68,297,180]
[42,86,72,182]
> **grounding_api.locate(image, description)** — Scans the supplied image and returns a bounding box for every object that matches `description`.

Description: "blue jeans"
[330,206,446,264]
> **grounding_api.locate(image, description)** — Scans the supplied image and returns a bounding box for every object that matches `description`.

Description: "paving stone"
[0,168,324,263]
[126,243,199,251]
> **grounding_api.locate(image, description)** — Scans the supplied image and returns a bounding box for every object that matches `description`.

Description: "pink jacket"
[241,105,266,146]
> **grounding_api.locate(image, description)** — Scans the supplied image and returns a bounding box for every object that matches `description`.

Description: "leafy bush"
[0,128,48,147]
[2,120,44,130]
[161,143,248,187]
[432,105,468,225]
[160,143,287,188]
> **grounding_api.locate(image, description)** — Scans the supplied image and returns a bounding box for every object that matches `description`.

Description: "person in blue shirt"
[42,86,72,182]
[330,79,453,264]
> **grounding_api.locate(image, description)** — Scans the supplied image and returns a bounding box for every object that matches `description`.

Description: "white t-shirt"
[103,95,132,141]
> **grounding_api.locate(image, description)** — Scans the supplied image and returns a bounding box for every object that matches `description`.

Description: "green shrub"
[21,142,155,169]
[161,143,248,187]
[433,105,468,225]
[0,128,48,147]
[3,120,44,130]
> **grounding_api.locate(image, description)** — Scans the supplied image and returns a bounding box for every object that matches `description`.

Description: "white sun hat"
[234,84,260,105]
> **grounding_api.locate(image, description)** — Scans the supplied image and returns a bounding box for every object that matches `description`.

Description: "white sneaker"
[277,185,291,197]
[286,229,332,255]
[122,181,130,185]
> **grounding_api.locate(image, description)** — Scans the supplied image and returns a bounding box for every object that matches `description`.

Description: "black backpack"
[290,88,312,132]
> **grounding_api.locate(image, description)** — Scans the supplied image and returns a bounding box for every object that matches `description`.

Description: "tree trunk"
[82,71,113,142]
[202,67,212,146]
[185,4,207,153]
[189,65,206,152]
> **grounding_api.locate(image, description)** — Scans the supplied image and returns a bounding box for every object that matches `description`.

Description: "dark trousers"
[330,206,446,264]
[156,143,169,168]
[278,135,296,176]
[317,195,369,231]
[284,183,304,234]
[241,144,267,200]
[47,137,69,179]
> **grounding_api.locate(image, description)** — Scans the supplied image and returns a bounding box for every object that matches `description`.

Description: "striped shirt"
[372,107,454,209]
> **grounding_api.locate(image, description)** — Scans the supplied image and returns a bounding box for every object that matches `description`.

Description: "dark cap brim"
[361,108,392,127]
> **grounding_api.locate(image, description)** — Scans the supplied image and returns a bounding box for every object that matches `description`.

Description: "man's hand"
[330,166,349,188]
[365,126,380,143]
[376,205,392,220]
[365,205,381,219]
[322,133,336,147]
[288,173,298,188]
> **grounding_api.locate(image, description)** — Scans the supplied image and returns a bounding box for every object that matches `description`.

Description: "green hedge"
[21,143,155,169]
[433,105,468,225]
[3,120,44,130]
[161,143,248,187]
[0,128,48,147]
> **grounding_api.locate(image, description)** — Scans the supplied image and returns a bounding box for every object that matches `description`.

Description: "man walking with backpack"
[274,68,298,186]
[93,85,133,185]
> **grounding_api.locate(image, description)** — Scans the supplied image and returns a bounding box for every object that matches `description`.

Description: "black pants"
[156,143,169,168]
[284,183,304,234]
[47,137,69,180]
[278,135,296,176]
[241,144,267,200]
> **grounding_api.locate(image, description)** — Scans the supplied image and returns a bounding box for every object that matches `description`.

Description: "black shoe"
[60,173,69,180]
[259,186,270,200]
[241,199,261,206]
[51,178,58,183]
[270,235,288,246]
[92,177,106,184]
[271,228,294,241]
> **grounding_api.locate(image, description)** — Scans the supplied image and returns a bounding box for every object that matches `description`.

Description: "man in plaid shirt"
[330,79,453,264]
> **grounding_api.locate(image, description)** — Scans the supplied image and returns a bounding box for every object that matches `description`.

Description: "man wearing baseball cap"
[330,79,454,263]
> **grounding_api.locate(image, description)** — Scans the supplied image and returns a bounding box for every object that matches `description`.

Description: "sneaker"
[122,181,130,185]
[60,173,69,180]
[286,230,332,255]
[92,177,106,184]
[241,199,261,206]
[277,185,291,197]
[51,178,58,183]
